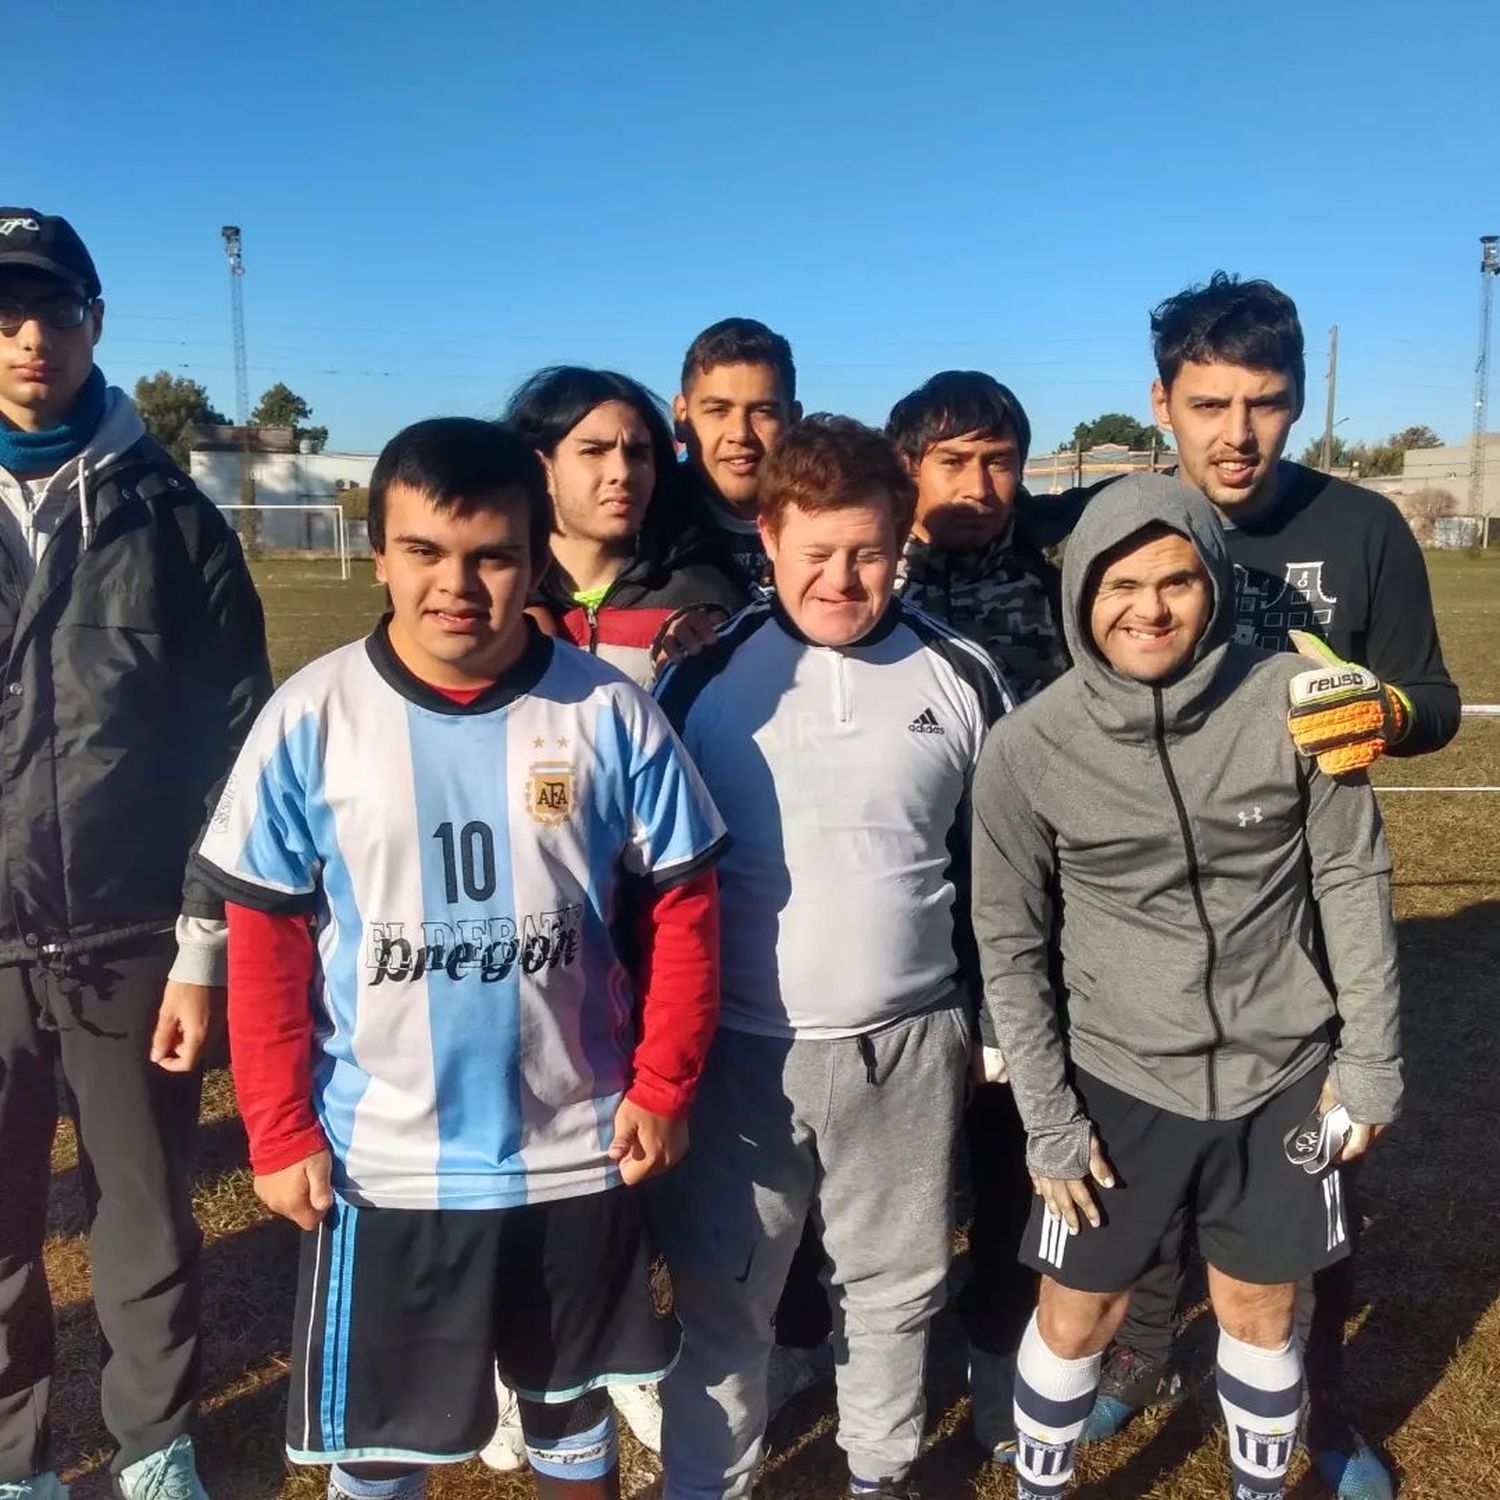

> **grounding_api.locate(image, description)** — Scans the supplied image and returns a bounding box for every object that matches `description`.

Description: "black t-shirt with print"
[1020,461,1461,755]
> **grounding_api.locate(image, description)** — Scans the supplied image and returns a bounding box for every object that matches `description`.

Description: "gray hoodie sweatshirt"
[971,475,1402,1179]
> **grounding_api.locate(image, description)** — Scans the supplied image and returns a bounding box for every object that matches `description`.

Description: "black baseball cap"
[0,209,101,299]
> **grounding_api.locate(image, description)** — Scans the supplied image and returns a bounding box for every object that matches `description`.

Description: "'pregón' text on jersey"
[195,624,726,1210]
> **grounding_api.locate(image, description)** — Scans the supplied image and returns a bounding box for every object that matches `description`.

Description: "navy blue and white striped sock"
[1012,1312,1102,1498]
[1215,1329,1302,1500]
[328,1464,427,1499]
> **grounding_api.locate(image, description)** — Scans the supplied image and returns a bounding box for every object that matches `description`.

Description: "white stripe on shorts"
[1323,1170,1346,1253]
[1039,1205,1068,1270]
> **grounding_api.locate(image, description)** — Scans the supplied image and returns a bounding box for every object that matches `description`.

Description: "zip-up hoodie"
[532,522,749,688]
[0,384,145,574]
[971,474,1402,1179]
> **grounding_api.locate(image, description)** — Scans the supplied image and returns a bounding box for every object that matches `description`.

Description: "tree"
[133,371,229,468]
[250,382,329,452]
[1351,442,1402,477]
[1298,435,1351,468]
[1066,413,1169,452]
[1402,486,1457,545]
[1390,424,1442,452]
[336,485,369,525]
[1299,425,1440,475]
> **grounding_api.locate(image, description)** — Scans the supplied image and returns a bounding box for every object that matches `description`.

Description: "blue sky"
[13,1,1498,456]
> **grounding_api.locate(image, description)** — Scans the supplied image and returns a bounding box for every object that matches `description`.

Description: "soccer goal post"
[216,504,352,581]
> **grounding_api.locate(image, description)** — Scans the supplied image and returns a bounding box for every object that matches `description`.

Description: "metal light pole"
[1470,236,1500,517]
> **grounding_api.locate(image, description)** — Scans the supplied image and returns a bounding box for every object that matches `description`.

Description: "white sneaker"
[478,1375,528,1472]
[0,1478,70,1500]
[609,1381,662,1453]
[766,1341,836,1420]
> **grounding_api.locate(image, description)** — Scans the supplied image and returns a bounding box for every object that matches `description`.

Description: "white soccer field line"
[1370,705,1499,791]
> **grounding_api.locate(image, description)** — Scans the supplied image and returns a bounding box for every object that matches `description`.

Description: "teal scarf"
[0,366,108,477]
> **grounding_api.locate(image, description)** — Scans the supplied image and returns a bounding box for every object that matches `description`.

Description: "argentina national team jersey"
[195,623,726,1211]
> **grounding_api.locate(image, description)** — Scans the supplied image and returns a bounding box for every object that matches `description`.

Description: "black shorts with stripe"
[285,1185,675,1466]
[1020,1066,1350,1292]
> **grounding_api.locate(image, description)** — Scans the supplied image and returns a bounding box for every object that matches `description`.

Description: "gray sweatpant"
[0,938,202,1483]
[651,996,968,1499]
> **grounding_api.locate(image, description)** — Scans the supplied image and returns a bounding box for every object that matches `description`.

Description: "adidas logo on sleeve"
[908,708,946,735]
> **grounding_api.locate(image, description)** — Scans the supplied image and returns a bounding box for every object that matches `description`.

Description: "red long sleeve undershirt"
[225,680,723,1175]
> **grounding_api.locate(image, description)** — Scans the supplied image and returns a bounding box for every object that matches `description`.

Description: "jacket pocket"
[63,587,165,634]
[1215,930,1335,1064]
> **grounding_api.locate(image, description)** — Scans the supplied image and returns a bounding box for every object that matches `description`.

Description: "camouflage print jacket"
[896,525,1068,701]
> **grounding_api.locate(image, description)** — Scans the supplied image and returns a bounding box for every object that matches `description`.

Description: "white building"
[187,426,375,551]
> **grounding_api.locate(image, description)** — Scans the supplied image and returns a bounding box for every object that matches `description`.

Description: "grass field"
[45,553,1500,1499]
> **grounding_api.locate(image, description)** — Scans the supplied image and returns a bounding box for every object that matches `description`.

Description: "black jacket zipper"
[1152,689,1223,1115]
[583,573,628,655]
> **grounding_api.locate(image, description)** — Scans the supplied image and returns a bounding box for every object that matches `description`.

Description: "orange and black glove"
[1286,630,1411,775]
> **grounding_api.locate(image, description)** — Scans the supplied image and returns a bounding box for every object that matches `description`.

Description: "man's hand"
[609,1097,688,1185]
[652,607,731,674]
[970,1042,1010,1087]
[151,981,223,1073]
[1286,630,1410,776]
[1029,1132,1116,1233]
[254,1149,334,1230]
[1316,1075,1387,1166]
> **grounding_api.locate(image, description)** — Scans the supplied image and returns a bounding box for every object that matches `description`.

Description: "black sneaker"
[1078,1344,1184,1443]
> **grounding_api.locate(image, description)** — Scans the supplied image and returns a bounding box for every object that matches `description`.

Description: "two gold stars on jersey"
[528,735,573,827]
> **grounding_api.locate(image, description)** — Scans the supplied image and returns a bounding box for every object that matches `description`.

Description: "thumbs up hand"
[1285,630,1410,775]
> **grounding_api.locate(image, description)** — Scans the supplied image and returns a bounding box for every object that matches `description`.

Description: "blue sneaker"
[114,1436,208,1500]
[1307,1408,1394,1500]
[0,1477,70,1500]
[1078,1344,1184,1443]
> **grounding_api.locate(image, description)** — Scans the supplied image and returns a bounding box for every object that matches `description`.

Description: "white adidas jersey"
[196,625,726,1210]
[656,598,1011,1038]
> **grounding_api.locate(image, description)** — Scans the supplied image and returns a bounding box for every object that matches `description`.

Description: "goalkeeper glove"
[1286,630,1411,775]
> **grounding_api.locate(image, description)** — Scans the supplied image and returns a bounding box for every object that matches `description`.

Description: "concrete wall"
[189,449,376,549]
[1397,435,1500,518]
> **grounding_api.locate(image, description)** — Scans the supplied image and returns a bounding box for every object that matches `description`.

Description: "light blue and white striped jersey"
[197,624,726,1210]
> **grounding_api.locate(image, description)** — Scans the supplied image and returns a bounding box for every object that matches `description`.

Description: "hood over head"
[1059,472,1238,738]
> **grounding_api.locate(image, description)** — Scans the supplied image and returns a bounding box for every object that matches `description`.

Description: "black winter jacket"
[0,435,270,962]
[530,522,750,687]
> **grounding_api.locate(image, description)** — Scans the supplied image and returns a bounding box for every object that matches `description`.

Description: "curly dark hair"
[1151,271,1305,408]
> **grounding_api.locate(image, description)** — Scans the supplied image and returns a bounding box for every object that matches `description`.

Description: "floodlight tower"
[221,225,248,425]
[1471,235,1500,516]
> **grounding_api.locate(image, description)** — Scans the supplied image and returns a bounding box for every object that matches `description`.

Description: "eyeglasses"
[0,295,94,337]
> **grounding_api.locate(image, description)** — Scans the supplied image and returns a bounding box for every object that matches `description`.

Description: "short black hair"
[885,370,1032,469]
[680,317,796,404]
[367,417,550,560]
[1151,272,1305,403]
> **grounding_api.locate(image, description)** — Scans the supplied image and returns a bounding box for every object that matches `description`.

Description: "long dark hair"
[504,366,694,548]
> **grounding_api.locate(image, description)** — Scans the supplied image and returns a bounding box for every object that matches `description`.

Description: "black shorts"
[285,1186,675,1466]
[1020,1067,1350,1293]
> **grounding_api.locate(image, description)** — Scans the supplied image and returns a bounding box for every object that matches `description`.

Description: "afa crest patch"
[526,760,574,826]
